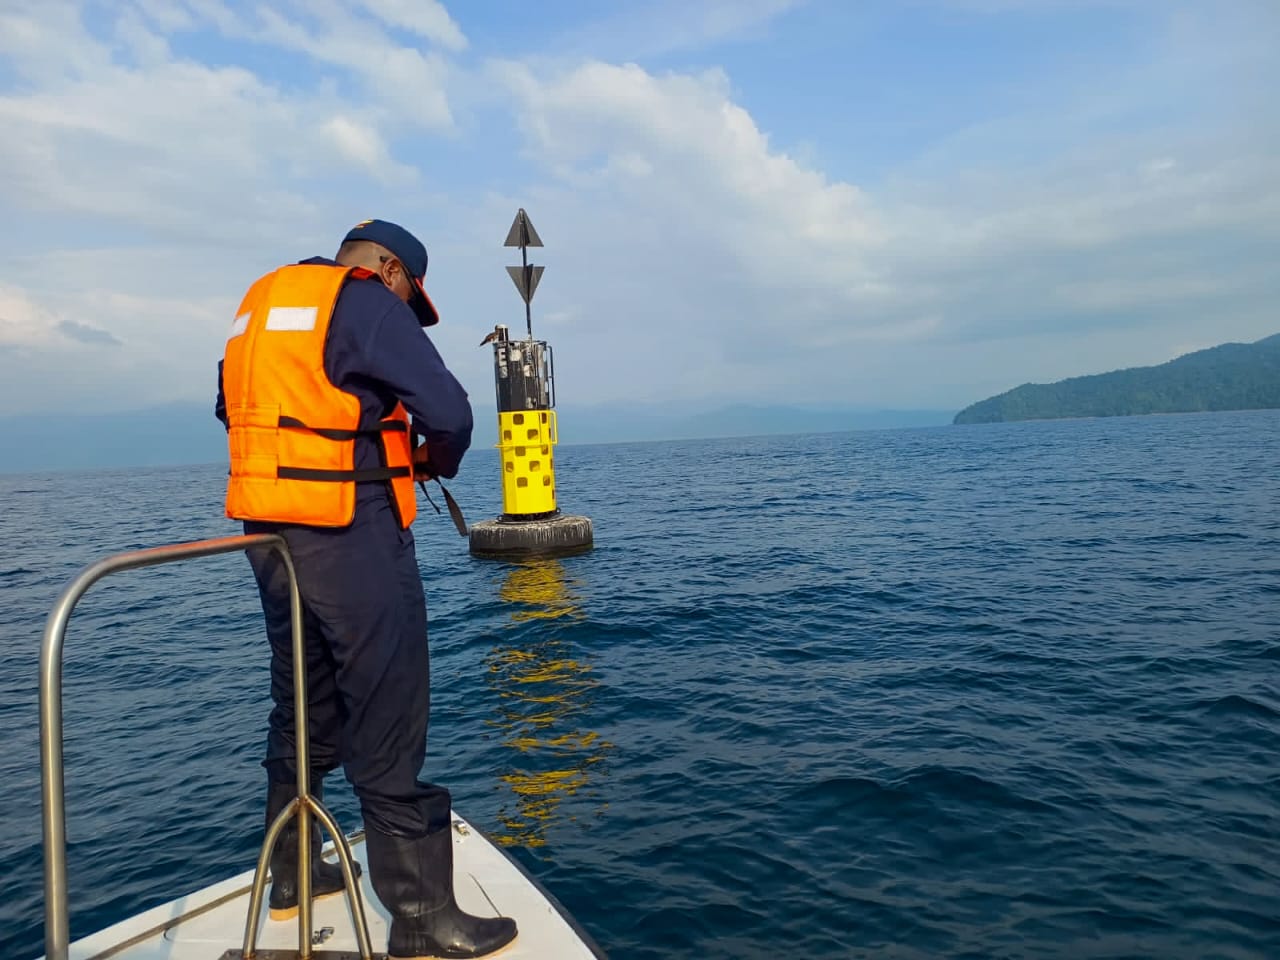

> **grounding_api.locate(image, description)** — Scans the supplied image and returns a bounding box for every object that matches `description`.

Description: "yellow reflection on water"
[486,560,613,848]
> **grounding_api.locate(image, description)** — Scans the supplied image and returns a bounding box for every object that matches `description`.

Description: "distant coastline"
[954,333,1280,425]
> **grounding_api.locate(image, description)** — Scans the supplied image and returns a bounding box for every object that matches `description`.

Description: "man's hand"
[412,444,436,480]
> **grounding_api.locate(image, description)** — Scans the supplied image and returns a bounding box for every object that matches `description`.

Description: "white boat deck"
[53,815,603,960]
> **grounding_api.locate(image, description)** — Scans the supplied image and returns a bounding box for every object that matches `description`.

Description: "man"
[216,219,517,959]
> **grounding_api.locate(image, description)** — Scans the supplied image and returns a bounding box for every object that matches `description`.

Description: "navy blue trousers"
[244,494,451,838]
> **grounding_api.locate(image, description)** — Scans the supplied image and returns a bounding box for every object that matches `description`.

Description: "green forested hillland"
[953,333,1280,425]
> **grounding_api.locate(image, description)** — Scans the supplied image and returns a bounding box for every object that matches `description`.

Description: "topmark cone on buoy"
[468,209,594,560]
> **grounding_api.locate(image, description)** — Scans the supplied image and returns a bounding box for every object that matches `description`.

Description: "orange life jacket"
[222,263,417,528]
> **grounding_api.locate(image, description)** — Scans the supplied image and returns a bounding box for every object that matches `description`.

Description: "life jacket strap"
[277,414,407,442]
[418,479,468,537]
[277,465,411,483]
[277,414,408,441]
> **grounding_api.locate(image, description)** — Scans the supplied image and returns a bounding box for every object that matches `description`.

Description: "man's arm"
[345,288,474,479]
[401,334,473,480]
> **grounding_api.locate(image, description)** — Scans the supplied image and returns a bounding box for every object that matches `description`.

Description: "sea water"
[2,409,1278,959]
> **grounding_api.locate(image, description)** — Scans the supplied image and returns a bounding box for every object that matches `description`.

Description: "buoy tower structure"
[468,209,594,559]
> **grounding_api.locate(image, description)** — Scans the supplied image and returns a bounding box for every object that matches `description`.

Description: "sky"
[0,0,1277,425]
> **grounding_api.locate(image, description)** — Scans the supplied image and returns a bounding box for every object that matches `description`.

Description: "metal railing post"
[38,534,373,960]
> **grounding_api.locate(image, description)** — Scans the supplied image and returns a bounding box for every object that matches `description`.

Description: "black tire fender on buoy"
[468,514,594,560]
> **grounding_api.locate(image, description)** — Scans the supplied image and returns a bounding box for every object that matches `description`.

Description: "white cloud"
[0,285,120,353]
[0,281,233,415]
[496,60,883,309]
[353,0,467,52]
[0,2,472,419]
[477,35,1280,407]
[0,0,1276,420]
[0,58,323,241]
[131,0,197,32]
[323,116,417,182]
[179,0,242,34]
[251,4,455,131]
[0,0,450,412]
[0,0,466,249]
[0,286,60,349]
[113,7,174,65]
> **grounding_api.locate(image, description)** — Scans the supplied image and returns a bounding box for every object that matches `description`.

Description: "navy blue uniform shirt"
[216,257,473,493]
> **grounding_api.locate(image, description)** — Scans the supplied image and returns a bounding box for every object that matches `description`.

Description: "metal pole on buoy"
[468,209,594,560]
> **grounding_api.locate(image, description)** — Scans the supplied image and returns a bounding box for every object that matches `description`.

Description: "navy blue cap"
[343,219,439,327]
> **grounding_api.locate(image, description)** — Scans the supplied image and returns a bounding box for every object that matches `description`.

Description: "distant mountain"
[953,333,1280,425]
[0,402,228,474]
[554,404,953,445]
[0,402,953,474]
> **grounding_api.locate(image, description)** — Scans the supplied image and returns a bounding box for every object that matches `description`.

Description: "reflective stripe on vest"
[222,263,417,528]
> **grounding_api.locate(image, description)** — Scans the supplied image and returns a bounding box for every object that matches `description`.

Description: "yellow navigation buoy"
[468,209,594,559]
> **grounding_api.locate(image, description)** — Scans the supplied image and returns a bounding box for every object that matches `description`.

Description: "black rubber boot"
[266,778,362,921]
[366,823,518,959]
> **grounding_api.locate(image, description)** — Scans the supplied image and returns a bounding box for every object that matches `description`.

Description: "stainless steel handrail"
[38,534,373,960]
